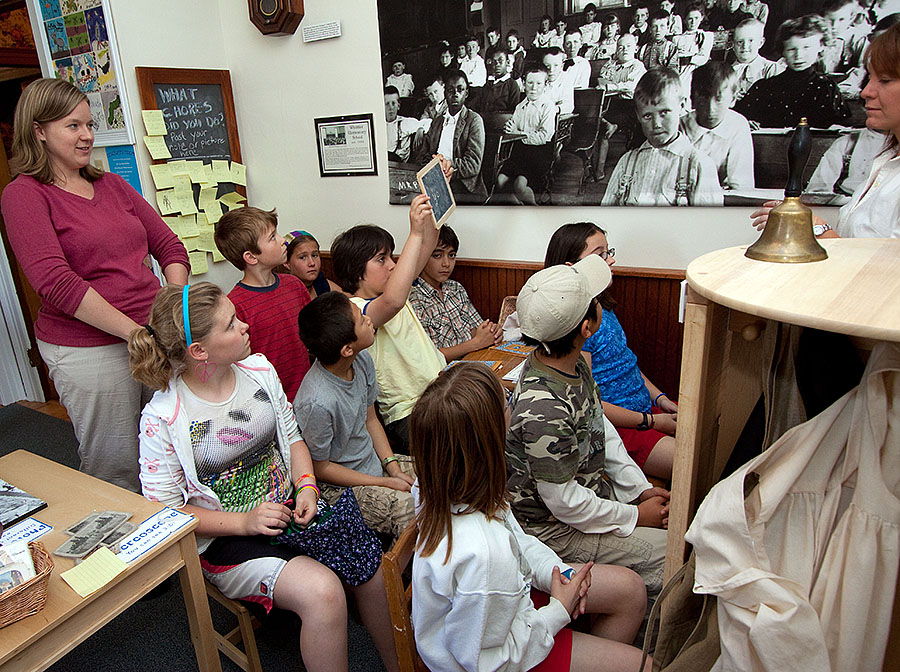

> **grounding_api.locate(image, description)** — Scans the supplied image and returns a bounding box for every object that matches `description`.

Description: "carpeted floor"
[0,403,385,672]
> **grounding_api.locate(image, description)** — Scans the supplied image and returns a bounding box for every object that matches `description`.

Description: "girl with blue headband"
[128,281,400,672]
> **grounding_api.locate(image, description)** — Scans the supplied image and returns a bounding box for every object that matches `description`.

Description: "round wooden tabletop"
[685,238,900,342]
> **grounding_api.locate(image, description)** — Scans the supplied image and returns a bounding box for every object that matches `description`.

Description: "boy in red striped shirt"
[214,206,311,399]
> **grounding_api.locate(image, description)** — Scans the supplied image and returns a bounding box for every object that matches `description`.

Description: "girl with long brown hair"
[409,363,650,672]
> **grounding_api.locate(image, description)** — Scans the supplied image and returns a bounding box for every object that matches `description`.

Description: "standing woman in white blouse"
[751,23,900,239]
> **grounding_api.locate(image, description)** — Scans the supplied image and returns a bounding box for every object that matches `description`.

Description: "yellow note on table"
[60,547,128,598]
[156,189,178,215]
[230,162,247,186]
[179,214,200,238]
[172,174,192,198]
[149,163,174,190]
[141,110,168,136]
[212,247,226,263]
[211,160,231,183]
[183,235,200,252]
[175,194,198,215]
[188,250,209,275]
[142,135,171,160]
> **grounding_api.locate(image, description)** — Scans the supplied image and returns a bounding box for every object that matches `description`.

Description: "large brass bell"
[745,119,828,263]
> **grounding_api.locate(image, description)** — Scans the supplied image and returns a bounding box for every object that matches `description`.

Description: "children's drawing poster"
[30,0,134,146]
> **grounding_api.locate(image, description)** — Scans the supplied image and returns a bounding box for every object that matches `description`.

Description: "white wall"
[110,0,838,282]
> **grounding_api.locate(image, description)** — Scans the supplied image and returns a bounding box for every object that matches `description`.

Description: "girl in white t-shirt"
[410,363,651,672]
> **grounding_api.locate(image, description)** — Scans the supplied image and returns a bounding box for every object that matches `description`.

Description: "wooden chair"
[382,522,429,672]
[539,111,577,204]
[566,88,609,195]
[205,579,263,672]
[498,295,517,328]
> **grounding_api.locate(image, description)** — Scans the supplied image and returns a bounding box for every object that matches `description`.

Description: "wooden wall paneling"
[319,253,684,397]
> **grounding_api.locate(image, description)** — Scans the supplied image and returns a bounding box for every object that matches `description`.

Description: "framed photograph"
[416,156,456,228]
[314,113,378,177]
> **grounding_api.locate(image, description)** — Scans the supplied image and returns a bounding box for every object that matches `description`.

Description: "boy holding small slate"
[331,195,445,453]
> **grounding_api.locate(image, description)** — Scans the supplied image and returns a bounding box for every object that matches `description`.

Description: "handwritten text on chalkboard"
[153,83,231,161]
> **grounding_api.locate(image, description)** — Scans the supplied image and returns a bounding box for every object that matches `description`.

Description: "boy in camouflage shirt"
[506,255,669,600]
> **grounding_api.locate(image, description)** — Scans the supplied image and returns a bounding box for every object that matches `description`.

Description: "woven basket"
[0,541,53,628]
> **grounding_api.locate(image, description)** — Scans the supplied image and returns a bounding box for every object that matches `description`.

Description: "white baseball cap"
[517,255,612,343]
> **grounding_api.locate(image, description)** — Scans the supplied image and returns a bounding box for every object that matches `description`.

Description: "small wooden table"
[462,346,529,390]
[0,451,221,672]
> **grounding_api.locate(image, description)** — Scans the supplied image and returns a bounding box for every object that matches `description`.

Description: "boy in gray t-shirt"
[294,291,415,541]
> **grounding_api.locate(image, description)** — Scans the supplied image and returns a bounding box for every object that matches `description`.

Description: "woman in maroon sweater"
[1,78,189,491]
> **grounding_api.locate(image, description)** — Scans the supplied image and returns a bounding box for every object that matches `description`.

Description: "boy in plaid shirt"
[408,225,501,360]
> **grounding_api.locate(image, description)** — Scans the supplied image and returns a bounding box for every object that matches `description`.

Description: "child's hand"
[470,320,499,349]
[382,476,413,492]
[432,154,454,179]
[292,487,319,526]
[639,486,671,502]
[385,460,416,487]
[489,321,503,345]
[409,193,434,235]
[242,502,292,536]
[503,118,517,134]
[653,412,677,435]
[656,395,678,414]
[550,562,593,620]
[636,496,669,529]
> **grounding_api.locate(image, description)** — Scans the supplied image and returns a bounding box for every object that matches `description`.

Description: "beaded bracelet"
[295,483,320,499]
[381,455,400,468]
[654,392,666,406]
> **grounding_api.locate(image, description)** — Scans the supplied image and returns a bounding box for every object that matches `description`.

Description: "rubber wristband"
[381,455,400,468]
[294,473,315,484]
[296,483,320,499]
[561,568,575,580]
[654,392,666,406]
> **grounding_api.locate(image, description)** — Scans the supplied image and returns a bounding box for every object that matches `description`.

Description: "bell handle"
[785,118,811,198]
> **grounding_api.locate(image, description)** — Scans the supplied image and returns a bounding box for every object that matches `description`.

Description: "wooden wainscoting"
[320,255,685,399]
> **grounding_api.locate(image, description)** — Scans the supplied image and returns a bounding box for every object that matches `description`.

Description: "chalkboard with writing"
[152,83,230,161]
[136,67,243,186]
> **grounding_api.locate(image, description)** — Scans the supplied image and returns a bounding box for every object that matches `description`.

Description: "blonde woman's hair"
[410,364,510,563]
[10,78,104,184]
[128,282,224,391]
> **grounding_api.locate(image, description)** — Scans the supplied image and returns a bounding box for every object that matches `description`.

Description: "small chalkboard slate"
[416,156,455,228]
[136,67,244,198]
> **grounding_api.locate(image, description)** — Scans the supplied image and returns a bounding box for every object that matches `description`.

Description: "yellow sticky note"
[162,216,181,237]
[219,191,247,209]
[60,547,128,598]
[203,207,222,225]
[168,160,190,177]
[172,174,192,198]
[142,135,171,160]
[175,194,198,215]
[179,214,200,238]
[183,236,201,252]
[186,161,208,184]
[188,250,209,275]
[141,110,168,136]
[198,230,217,253]
[198,186,218,212]
[212,247,226,263]
[229,162,247,186]
[203,163,215,185]
[156,189,178,215]
[149,163,174,190]
[211,160,231,183]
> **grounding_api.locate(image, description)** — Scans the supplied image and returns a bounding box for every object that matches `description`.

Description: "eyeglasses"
[598,248,616,260]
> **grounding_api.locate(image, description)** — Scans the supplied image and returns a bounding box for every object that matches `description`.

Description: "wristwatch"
[813,222,831,236]
[636,412,651,431]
